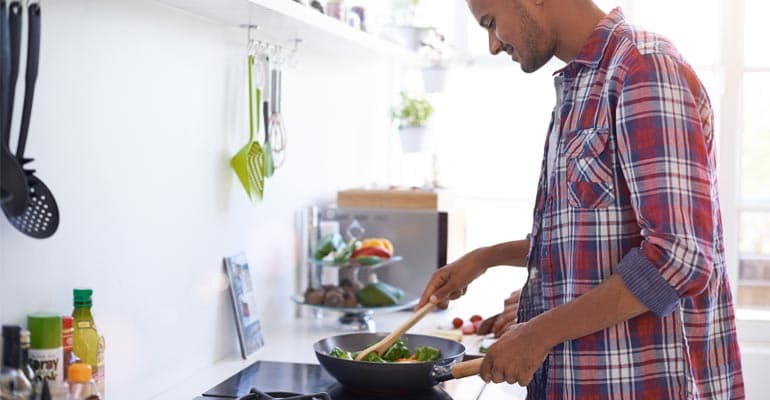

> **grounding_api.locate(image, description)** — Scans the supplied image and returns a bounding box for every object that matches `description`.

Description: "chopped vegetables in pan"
[329,338,442,363]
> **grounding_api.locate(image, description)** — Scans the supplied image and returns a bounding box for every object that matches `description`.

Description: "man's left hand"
[479,322,550,386]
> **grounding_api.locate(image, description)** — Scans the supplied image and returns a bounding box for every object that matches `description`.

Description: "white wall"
[0,0,394,398]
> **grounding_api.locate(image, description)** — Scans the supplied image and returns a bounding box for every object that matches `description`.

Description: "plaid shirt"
[518,8,744,399]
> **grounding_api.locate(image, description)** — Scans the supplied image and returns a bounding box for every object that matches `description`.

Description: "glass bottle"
[19,330,35,383]
[68,363,100,400]
[72,289,105,396]
[0,325,34,400]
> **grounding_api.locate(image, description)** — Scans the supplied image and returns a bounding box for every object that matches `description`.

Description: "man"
[416,0,745,398]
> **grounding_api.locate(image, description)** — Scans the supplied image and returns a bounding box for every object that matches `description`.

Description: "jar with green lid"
[27,313,63,382]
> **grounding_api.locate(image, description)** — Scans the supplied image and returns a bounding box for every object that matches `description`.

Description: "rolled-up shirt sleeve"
[614,51,715,317]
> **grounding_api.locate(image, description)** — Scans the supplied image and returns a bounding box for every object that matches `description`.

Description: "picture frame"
[223,252,264,359]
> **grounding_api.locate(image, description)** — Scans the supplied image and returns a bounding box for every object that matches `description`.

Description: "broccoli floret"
[330,347,352,360]
[381,338,411,361]
[414,346,441,362]
[362,352,386,362]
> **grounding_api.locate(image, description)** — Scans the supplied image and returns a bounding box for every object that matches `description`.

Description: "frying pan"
[314,332,480,392]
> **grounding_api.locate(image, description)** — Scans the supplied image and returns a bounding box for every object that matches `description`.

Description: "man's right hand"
[477,289,521,337]
[416,249,489,310]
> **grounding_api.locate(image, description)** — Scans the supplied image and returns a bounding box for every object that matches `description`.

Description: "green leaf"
[330,347,352,360]
[414,346,441,362]
[381,338,410,361]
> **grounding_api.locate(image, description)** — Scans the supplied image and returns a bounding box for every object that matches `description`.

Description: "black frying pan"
[313,332,481,392]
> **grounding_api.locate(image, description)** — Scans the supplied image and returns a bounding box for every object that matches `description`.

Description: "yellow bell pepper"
[361,238,394,256]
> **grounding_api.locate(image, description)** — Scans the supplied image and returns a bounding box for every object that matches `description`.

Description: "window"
[738,0,770,308]
[410,0,770,311]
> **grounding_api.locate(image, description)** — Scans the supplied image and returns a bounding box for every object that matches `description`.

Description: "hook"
[240,24,260,55]
[238,28,302,69]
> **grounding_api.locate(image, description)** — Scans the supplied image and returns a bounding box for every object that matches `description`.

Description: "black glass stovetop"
[196,361,486,400]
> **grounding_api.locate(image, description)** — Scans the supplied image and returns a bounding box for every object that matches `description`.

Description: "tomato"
[452,317,463,328]
[469,314,483,323]
[461,323,476,335]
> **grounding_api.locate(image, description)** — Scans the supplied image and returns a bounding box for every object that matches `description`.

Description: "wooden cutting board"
[337,187,453,210]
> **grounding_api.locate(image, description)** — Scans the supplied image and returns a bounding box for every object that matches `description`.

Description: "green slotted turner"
[231,54,264,201]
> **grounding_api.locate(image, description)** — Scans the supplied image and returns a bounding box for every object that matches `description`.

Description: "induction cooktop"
[196,361,487,400]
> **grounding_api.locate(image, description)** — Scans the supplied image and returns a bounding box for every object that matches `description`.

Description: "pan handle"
[431,358,483,383]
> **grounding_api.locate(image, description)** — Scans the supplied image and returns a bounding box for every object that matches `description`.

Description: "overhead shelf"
[154,0,420,63]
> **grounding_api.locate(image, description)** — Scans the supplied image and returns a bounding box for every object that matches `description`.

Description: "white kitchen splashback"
[0,0,394,398]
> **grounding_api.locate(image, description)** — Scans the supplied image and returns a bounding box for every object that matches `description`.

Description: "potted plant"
[392,92,435,153]
[418,29,452,93]
[387,0,435,50]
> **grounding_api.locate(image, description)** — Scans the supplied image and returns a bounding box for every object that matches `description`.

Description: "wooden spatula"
[355,302,437,361]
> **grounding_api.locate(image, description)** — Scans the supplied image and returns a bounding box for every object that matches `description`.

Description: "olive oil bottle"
[72,289,105,396]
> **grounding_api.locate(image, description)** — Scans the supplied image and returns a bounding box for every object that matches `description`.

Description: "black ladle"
[0,0,29,216]
[3,3,59,238]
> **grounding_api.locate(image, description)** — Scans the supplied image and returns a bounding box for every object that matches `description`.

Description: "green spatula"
[231,55,264,201]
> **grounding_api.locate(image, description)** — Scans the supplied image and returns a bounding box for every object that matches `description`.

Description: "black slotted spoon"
[4,3,59,238]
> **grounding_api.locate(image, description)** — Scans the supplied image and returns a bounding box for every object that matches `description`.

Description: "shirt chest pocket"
[563,128,615,208]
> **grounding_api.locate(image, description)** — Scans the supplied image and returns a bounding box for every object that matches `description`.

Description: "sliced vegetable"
[361,352,385,363]
[381,338,410,361]
[314,233,344,260]
[330,347,352,360]
[361,238,394,256]
[356,282,405,307]
[330,338,441,363]
[479,338,496,354]
[351,246,391,259]
[461,323,476,335]
[333,238,360,263]
[352,255,381,266]
[414,346,441,362]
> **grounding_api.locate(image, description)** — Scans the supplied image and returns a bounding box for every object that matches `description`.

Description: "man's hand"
[479,322,549,386]
[416,250,488,310]
[477,289,521,337]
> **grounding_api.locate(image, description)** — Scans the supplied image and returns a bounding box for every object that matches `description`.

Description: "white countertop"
[152,305,528,400]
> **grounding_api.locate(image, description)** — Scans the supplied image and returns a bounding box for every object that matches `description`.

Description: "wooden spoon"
[354,302,437,361]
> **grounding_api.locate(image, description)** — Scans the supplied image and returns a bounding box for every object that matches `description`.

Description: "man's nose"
[488,29,503,55]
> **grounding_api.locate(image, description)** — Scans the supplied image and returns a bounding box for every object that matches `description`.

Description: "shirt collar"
[554,7,626,74]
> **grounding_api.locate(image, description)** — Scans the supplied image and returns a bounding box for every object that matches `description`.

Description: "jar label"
[29,347,64,382]
[76,321,92,329]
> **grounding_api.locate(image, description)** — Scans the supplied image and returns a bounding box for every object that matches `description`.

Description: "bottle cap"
[20,329,30,346]
[68,363,92,383]
[2,325,21,338]
[27,313,63,349]
[74,288,93,308]
[62,316,73,331]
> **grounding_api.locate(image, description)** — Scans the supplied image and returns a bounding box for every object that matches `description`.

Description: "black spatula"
[0,1,29,216]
